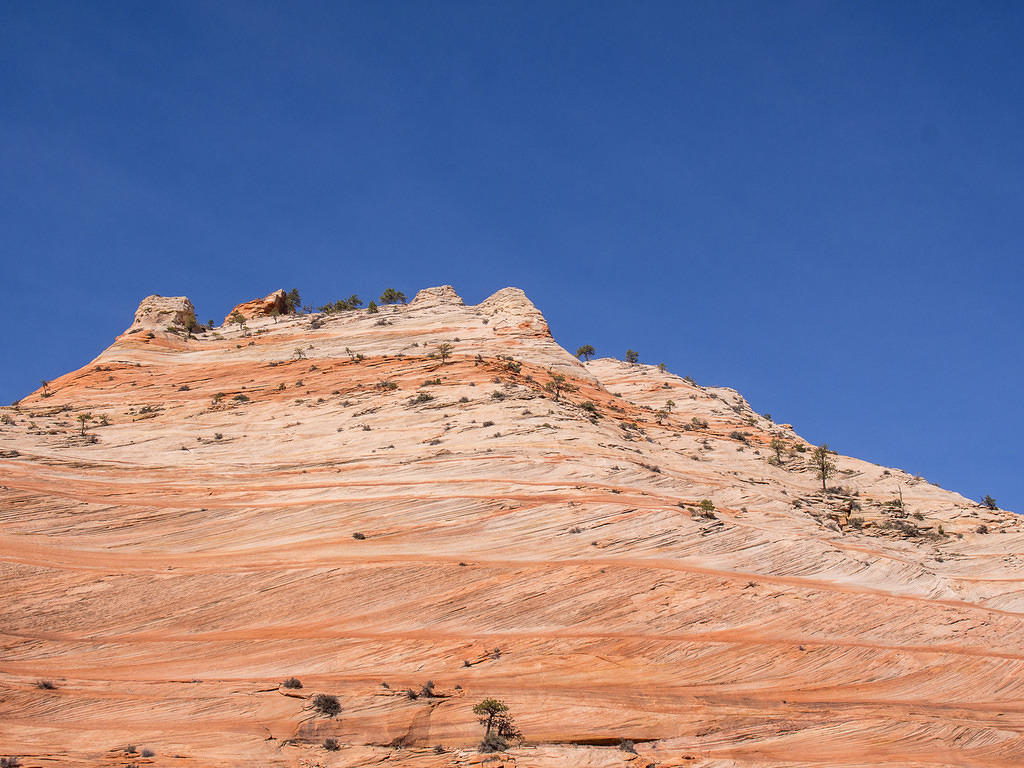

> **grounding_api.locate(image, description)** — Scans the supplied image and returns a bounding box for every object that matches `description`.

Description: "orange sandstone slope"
[1,285,1021,768]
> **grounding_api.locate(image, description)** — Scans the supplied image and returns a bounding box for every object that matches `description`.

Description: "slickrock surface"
[1,286,1021,767]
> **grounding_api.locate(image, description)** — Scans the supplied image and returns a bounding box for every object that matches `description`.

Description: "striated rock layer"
[1,286,1021,768]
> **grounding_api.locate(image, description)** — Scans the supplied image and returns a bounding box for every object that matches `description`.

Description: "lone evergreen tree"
[437,342,454,364]
[575,344,595,361]
[625,349,639,364]
[284,289,301,314]
[379,288,407,305]
[770,437,786,463]
[811,443,837,492]
[544,372,578,402]
[981,494,998,510]
[472,699,522,753]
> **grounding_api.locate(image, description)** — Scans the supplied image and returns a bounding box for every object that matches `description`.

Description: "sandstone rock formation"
[410,284,465,308]
[126,294,196,332]
[223,288,289,324]
[0,286,1020,767]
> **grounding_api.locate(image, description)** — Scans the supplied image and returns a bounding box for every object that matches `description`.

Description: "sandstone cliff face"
[0,286,1021,768]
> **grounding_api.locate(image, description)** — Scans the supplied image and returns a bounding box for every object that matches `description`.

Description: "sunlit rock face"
[1,286,1021,767]
[223,288,289,324]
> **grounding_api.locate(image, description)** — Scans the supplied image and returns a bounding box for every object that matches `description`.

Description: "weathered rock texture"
[127,294,196,331]
[1,286,1021,768]
[224,288,289,324]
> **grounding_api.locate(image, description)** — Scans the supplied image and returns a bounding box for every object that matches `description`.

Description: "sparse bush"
[690,416,708,430]
[410,392,434,405]
[36,680,56,690]
[323,738,340,751]
[141,749,154,758]
[479,733,508,752]
[312,693,341,717]
[482,421,494,428]
[282,677,303,689]
[232,394,249,402]
[619,739,637,753]
[976,524,989,534]
[981,494,998,510]
[1,757,21,767]
[352,532,366,540]
[178,384,190,391]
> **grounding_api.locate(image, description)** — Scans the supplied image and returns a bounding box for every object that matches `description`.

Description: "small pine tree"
[437,343,454,364]
[544,372,578,402]
[285,289,301,314]
[367,300,379,314]
[379,288,407,305]
[981,494,998,510]
[770,437,786,462]
[473,699,522,752]
[575,344,595,361]
[625,349,639,364]
[811,444,837,492]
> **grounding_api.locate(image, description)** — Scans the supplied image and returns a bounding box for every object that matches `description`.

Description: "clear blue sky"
[2,1,1021,512]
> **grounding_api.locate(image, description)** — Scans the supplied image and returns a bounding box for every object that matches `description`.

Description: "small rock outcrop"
[409,285,464,309]
[475,287,550,337]
[127,295,196,332]
[223,289,288,324]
